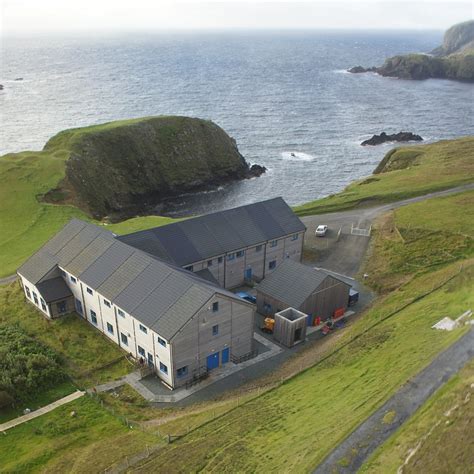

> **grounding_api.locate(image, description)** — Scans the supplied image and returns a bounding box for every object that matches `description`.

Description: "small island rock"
[361,132,423,146]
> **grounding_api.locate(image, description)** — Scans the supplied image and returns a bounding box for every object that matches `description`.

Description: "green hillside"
[295,137,474,216]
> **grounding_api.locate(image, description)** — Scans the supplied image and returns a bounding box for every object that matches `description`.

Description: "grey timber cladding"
[37,277,72,302]
[18,218,252,340]
[117,197,306,265]
[256,259,346,308]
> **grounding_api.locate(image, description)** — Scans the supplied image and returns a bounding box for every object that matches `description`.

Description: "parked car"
[235,291,256,304]
[315,225,328,237]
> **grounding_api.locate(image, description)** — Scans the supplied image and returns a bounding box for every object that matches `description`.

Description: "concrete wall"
[18,275,51,318]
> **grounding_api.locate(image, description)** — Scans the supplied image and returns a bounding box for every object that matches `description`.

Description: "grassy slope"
[0,396,160,473]
[0,147,176,278]
[0,283,132,388]
[134,262,472,473]
[295,137,474,216]
[360,359,474,474]
[362,190,474,292]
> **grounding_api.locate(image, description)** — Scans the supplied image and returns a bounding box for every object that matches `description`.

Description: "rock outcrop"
[361,132,423,146]
[44,116,266,219]
[348,20,474,82]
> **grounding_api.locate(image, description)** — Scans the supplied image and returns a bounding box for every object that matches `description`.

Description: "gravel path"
[313,327,474,473]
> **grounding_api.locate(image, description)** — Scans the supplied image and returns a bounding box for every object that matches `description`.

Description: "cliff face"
[44,116,263,219]
[350,20,474,82]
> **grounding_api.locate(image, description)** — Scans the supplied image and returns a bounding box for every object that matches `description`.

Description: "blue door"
[245,268,252,280]
[207,352,219,370]
[75,298,83,315]
[221,348,230,364]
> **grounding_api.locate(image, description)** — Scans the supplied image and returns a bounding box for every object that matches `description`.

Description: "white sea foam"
[281,151,316,162]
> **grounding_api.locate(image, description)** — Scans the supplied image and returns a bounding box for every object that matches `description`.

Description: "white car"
[315,225,328,237]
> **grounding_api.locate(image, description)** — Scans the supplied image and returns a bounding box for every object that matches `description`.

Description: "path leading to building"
[302,183,474,277]
[313,327,474,474]
[0,390,85,432]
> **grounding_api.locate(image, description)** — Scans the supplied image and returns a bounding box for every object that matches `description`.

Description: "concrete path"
[301,183,474,277]
[0,390,85,432]
[313,327,474,474]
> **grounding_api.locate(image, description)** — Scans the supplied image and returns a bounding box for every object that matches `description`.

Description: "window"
[264,302,272,313]
[70,276,77,283]
[139,324,148,334]
[117,308,125,318]
[157,336,166,347]
[227,253,235,261]
[207,259,213,267]
[33,292,39,305]
[291,234,299,241]
[212,301,219,312]
[218,256,223,264]
[25,286,31,299]
[270,240,278,248]
[212,324,219,336]
[269,260,277,270]
[256,245,263,252]
[40,298,47,312]
[236,250,245,258]
[138,346,145,357]
[107,322,114,334]
[57,300,67,314]
[184,265,193,272]
[86,287,93,295]
[120,333,128,346]
[103,299,111,308]
[159,362,168,374]
[177,366,188,378]
[90,310,97,325]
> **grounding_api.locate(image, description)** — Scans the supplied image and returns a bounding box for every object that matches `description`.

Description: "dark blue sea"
[1,31,473,215]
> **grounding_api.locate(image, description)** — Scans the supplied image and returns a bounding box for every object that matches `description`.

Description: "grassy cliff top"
[295,137,474,216]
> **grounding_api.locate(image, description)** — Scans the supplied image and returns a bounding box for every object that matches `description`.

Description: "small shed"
[273,307,307,347]
[256,260,351,322]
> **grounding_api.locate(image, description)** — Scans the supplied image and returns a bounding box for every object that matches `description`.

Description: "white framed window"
[139,324,148,334]
[86,287,93,295]
[103,299,111,308]
[270,240,278,248]
[157,336,166,347]
[117,308,125,318]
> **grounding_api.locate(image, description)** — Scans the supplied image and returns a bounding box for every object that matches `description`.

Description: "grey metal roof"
[118,197,306,266]
[37,277,73,303]
[18,218,251,340]
[256,260,349,309]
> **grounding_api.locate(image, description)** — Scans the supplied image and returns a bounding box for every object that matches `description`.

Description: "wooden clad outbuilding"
[273,308,307,347]
[256,260,351,321]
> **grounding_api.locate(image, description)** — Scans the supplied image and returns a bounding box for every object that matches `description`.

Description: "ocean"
[1,30,473,216]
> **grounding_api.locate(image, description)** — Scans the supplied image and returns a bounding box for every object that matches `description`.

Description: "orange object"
[264,317,275,331]
[315,316,321,326]
[333,308,345,319]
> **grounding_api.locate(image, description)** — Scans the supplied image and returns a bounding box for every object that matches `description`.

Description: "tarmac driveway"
[300,183,474,277]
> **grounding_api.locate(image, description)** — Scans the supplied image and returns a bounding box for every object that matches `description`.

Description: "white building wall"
[18,275,51,318]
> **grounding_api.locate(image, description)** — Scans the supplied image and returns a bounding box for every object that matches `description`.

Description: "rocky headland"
[348,20,474,82]
[43,116,266,220]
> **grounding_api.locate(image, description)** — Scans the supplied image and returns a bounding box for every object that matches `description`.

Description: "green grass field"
[362,190,474,292]
[295,137,474,216]
[0,395,160,473]
[360,359,474,474]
